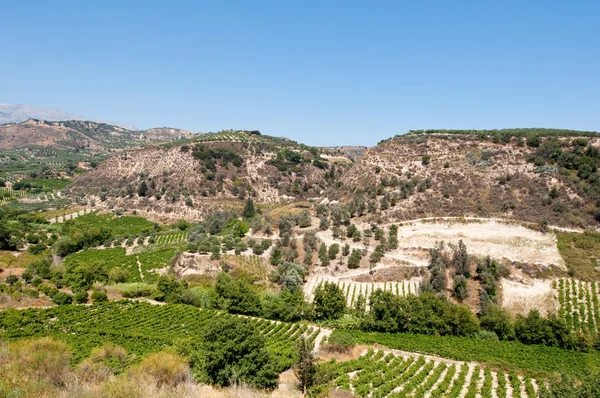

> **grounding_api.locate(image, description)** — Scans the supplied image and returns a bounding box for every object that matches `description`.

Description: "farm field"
[315,348,543,397]
[63,247,175,282]
[555,278,600,334]
[0,301,322,371]
[154,230,187,246]
[67,212,155,236]
[335,330,600,378]
[304,276,421,307]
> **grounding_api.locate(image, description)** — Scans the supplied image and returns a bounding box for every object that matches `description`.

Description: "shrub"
[133,351,189,388]
[91,290,108,303]
[7,337,72,386]
[51,292,73,305]
[73,291,89,304]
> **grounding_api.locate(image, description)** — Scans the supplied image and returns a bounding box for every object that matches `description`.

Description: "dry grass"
[0,337,300,398]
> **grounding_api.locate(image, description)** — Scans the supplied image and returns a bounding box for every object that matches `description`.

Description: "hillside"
[0,119,194,152]
[66,131,353,221]
[339,129,600,227]
[0,102,136,129]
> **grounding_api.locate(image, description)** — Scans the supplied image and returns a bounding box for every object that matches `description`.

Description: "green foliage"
[213,272,261,315]
[480,305,515,340]
[348,248,362,269]
[313,282,346,320]
[262,289,309,322]
[335,329,600,377]
[182,316,279,389]
[556,231,600,281]
[0,301,315,379]
[242,198,256,219]
[294,337,316,393]
[408,128,599,138]
[363,291,480,337]
[51,291,73,305]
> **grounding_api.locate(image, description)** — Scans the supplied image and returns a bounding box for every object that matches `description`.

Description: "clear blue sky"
[1,1,598,146]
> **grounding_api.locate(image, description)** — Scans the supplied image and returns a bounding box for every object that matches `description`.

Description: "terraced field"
[318,349,544,397]
[554,278,600,334]
[304,276,420,307]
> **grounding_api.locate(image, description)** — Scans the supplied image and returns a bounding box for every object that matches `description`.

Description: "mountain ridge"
[0,103,137,130]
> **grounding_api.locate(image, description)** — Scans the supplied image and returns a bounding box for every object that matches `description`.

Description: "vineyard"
[221,254,270,282]
[69,212,155,236]
[304,276,420,308]
[554,278,600,334]
[63,247,175,282]
[315,349,543,397]
[192,131,260,144]
[0,301,321,372]
[154,230,188,246]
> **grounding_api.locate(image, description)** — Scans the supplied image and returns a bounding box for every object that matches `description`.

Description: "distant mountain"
[0,103,137,130]
[0,119,196,152]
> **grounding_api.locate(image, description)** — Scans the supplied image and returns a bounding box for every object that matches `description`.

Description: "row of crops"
[0,301,321,371]
[193,132,258,143]
[317,349,543,398]
[554,278,600,334]
[154,230,188,246]
[303,276,421,308]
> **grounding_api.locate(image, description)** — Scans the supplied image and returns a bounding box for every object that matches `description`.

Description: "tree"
[137,181,148,197]
[387,225,398,250]
[453,274,468,301]
[451,240,470,277]
[294,337,316,394]
[313,282,346,320]
[65,260,108,291]
[242,198,256,219]
[0,222,12,250]
[480,305,515,340]
[190,317,279,389]
[214,272,261,315]
[318,243,329,266]
[262,289,309,322]
[298,211,311,228]
[348,249,362,269]
[342,243,350,257]
[328,243,339,260]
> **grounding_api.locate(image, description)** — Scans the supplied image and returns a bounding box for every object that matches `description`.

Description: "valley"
[1,125,600,397]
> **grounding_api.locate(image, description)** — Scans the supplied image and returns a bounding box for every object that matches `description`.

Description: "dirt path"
[136,256,144,281]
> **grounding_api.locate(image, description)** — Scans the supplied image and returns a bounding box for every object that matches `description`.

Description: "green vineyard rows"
[0,301,320,372]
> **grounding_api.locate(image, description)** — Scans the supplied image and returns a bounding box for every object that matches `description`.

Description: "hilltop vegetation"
[66,131,352,221]
[342,132,600,228]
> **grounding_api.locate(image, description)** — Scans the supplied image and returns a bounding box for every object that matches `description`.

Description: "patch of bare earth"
[501,277,558,316]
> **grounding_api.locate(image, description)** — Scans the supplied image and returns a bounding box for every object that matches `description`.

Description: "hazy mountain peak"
[0,103,137,130]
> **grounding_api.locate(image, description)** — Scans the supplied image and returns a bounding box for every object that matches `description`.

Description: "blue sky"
[1,1,598,146]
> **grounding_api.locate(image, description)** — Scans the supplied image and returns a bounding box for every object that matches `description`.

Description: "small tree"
[293,337,316,394]
[137,181,148,197]
[313,282,346,320]
[328,243,339,260]
[242,198,256,219]
[318,243,329,266]
[348,249,362,269]
[453,274,468,301]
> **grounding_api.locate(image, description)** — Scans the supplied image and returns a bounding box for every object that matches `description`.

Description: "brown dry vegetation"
[339,134,600,227]
[0,337,293,398]
[67,141,352,221]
